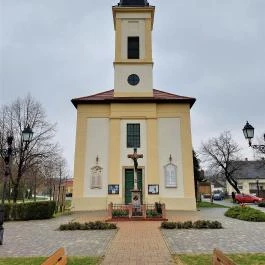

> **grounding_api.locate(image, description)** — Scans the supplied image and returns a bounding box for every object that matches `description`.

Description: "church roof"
[117,0,149,7]
[71,89,196,108]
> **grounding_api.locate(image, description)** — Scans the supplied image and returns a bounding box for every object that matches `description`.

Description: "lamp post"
[0,125,33,245]
[242,121,265,198]
[242,121,265,153]
[256,177,260,197]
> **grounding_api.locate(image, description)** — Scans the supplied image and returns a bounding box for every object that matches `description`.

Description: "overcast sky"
[1,0,265,173]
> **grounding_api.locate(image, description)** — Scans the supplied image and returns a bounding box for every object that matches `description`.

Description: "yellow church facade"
[72,0,196,211]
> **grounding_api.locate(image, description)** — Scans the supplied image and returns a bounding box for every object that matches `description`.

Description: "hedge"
[112,209,129,217]
[2,201,56,221]
[59,221,117,230]
[258,202,265,208]
[161,220,222,229]
[225,206,265,222]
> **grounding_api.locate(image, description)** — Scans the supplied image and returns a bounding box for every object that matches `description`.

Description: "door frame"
[122,167,145,204]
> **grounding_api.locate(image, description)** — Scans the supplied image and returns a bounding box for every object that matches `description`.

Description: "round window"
[127,74,140,86]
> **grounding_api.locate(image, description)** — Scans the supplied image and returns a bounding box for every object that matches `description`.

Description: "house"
[211,179,226,194]
[64,179,73,197]
[226,159,265,197]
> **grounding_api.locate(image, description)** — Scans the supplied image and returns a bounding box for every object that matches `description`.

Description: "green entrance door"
[125,169,142,205]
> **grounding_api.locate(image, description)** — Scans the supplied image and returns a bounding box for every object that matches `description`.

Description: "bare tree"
[0,94,60,202]
[200,131,242,193]
[193,150,206,201]
[39,156,60,200]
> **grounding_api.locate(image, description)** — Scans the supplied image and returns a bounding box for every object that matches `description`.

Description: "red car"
[235,194,264,204]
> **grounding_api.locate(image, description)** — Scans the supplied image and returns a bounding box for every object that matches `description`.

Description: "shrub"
[182,221,193,229]
[59,221,117,231]
[146,209,161,217]
[192,220,210,229]
[258,202,265,208]
[225,206,265,222]
[11,201,56,220]
[193,220,222,229]
[208,221,223,229]
[176,222,183,229]
[112,209,129,217]
[3,204,11,221]
[161,221,176,229]
[155,202,162,214]
[161,220,223,229]
[59,222,81,230]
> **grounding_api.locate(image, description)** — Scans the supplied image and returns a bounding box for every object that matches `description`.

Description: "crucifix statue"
[128,148,143,191]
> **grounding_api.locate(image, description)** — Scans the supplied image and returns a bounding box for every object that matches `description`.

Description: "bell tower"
[112,0,155,97]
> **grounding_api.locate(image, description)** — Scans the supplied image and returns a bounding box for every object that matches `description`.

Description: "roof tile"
[71,89,196,108]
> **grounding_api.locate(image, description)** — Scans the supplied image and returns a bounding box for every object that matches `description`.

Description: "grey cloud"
[1,0,265,171]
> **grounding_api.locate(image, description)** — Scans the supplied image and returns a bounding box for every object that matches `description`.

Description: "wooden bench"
[212,248,236,265]
[41,247,67,265]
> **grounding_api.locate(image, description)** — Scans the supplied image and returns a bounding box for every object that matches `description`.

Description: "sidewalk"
[101,221,174,265]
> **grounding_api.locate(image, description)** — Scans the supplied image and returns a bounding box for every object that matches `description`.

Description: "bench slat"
[212,248,236,265]
[57,255,67,265]
[41,248,66,265]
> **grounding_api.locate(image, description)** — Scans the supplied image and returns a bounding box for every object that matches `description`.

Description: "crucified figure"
[128,148,143,190]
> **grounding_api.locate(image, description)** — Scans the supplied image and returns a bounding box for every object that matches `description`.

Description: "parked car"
[212,191,224,201]
[235,194,264,204]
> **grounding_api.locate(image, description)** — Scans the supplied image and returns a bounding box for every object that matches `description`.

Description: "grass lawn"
[197,201,229,208]
[0,256,102,265]
[175,253,265,265]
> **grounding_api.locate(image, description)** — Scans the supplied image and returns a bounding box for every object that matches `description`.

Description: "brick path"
[101,221,174,265]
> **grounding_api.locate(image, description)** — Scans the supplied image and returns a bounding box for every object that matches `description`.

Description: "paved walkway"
[0,211,115,257]
[101,222,174,265]
[1,207,265,264]
[163,208,265,254]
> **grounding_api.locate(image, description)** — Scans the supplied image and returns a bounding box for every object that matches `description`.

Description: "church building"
[71,0,196,211]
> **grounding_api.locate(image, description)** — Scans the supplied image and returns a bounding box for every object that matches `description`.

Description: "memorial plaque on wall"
[148,184,159,194]
[164,163,177,188]
[90,165,103,189]
[108,184,119,194]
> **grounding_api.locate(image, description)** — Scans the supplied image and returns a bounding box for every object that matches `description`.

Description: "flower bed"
[225,206,265,222]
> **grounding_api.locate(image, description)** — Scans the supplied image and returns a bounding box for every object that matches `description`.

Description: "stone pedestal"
[131,190,142,216]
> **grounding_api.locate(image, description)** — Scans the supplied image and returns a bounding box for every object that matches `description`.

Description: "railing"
[108,203,166,220]
[112,204,131,210]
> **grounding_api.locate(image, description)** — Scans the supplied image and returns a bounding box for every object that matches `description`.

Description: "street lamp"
[0,125,33,245]
[242,121,265,153]
[22,125,34,145]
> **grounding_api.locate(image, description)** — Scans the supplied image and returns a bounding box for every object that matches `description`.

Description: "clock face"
[127,74,140,86]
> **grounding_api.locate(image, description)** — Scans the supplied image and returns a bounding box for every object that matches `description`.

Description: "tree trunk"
[13,162,23,203]
[8,178,11,203]
[226,176,240,194]
[34,174,37,202]
[13,183,19,203]
[194,180,198,202]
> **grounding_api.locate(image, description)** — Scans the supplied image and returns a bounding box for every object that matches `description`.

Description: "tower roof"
[118,0,149,7]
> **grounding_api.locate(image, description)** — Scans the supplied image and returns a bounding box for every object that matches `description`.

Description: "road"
[205,198,265,213]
